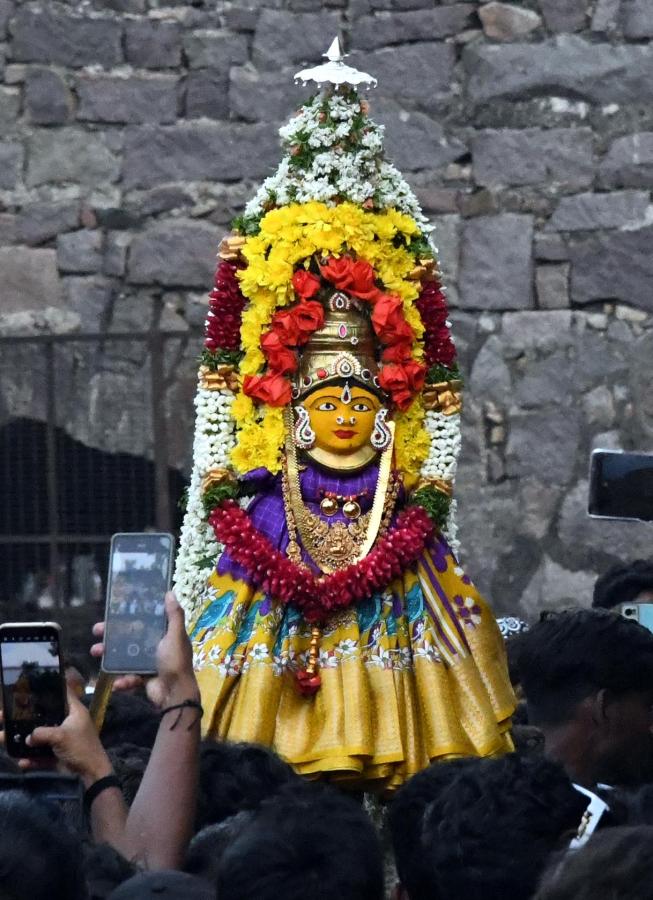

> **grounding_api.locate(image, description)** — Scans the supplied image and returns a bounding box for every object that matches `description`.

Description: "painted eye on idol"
[317,401,337,411]
[352,402,371,412]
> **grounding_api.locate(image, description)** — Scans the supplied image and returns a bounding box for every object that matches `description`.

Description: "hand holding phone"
[102,533,174,675]
[0,623,67,758]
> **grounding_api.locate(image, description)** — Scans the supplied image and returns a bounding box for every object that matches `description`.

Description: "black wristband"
[160,698,203,731]
[84,774,121,815]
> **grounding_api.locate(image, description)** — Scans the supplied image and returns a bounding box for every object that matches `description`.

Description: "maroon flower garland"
[415,280,457,369]
[209,500,435,623]
[205,260,246,353]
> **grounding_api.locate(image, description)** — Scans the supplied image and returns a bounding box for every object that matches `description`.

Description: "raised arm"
[121,592,201,868]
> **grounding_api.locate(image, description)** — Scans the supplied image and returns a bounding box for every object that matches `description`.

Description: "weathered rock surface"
[459,214,534,310]
[473,128,594,190]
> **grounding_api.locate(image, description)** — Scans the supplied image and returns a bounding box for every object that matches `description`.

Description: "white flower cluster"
[421,411,461,482]
[243,92,430,231]
[173,383,236,617]
[420,410,462,550]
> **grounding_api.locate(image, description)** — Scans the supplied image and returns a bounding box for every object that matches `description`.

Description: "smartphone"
[588,449,653,522]
[102,532,174,675]
[0,622,67,758]
[621,603,653,634]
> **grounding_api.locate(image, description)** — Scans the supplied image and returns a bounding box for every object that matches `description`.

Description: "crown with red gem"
[292,292,383,400]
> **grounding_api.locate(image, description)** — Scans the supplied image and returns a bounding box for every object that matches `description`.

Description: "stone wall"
[1,0,653,616]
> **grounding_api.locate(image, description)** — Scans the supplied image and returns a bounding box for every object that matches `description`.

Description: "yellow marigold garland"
[231,200,432,478]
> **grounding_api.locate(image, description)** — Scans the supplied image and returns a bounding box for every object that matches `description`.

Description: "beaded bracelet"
[160,698,203,731]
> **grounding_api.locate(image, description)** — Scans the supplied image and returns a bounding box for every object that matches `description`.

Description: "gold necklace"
[282,409,397,574]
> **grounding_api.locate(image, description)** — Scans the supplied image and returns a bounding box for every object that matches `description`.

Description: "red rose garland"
[205,260,246,353]
[415,280,457,369]
[209,500,434,624]
[243,255,427,411]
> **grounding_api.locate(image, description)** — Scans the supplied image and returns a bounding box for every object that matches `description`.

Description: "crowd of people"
[1,559,653,899]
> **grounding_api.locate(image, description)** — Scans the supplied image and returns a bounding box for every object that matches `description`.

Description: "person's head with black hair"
[107,743,151,806]
[107,870,215,899]
[534,826,653,900]
[514,608,653,787]
[97,691,160,751]
[593,559,653,610]
[216,781,384,900]
[197,739,299,830]
[388,757,477,899]
[0,790,86,900]
[184,811,255,887]
[390,754,587,900]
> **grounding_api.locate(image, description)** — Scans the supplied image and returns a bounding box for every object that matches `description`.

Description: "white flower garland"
[243,93,431,231]
[421,410,462,556]
[174,384,236,616]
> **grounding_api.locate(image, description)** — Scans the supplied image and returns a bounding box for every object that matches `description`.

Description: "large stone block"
[506,407,581,484]
[184,70,229,120]
[375,103,467,172]
[252,10,341,69]
[76,75,179,124]
[125,20,182,69]
[538,0,586,31]
[27,129,121,187]
[350,44,456,107]
[464,37,653,105]
[472,128,594,190]
[351,5,475,50]
[0,140,22,190]
[599,133,653,188]
[469,335,512,405]
[229,67,309,122]
[11,8,122,67]
[458,214,534,310]
[25,68,73,125]
[0,247,62,312]
[621,0,653,38]
[57,229,103,274]
[122,123,279,188]
[184,29,248,70]
[502,310,573,352]
[62,277,115,331]
[0,86,18,126]
[127,219,220,287]
[568,226,653,312]
[546,190,650,231]
[17,201,80,246]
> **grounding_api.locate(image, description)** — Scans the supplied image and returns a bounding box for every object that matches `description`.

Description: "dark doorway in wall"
[0,417,186,615]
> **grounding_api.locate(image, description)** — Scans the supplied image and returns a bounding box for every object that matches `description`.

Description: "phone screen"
[0,624,66,757]
[102,533,174,674]
[588,450,653,522]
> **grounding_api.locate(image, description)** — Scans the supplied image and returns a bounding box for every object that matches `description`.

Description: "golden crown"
[292,292,383,400]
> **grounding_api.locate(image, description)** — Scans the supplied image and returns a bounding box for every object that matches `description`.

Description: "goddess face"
[304,384,381,456]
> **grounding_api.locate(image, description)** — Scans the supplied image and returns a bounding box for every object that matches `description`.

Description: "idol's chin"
[303,443,378,474]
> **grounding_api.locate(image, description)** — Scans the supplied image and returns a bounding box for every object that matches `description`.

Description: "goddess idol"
[175,41,514,789]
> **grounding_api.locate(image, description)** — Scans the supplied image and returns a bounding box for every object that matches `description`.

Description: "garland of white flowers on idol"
[174,86,462,616]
